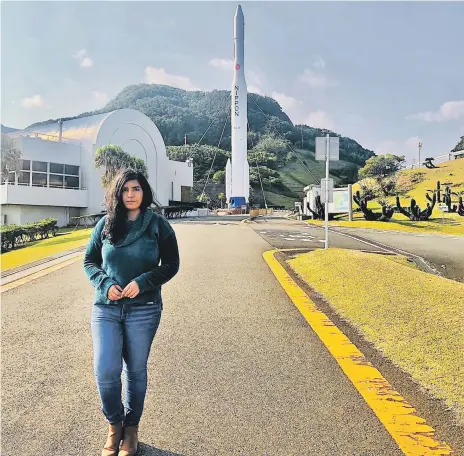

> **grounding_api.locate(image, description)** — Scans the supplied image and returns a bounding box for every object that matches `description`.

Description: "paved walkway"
[1,219,457,455]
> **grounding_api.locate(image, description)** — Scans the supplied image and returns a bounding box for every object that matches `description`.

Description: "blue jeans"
[91,301,162,426]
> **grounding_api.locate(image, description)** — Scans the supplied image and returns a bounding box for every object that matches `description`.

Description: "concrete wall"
[1,185,88,207]
[2,205,71,227]
[19,136,83,167]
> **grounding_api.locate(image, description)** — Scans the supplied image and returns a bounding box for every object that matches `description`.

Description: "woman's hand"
[121,281,140,299]
[108,284,123,300]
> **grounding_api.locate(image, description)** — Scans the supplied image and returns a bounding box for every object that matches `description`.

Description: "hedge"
[1,218,58,252]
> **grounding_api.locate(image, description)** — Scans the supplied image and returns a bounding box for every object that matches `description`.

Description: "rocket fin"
[226,159,232,202]
[244,159,249,203]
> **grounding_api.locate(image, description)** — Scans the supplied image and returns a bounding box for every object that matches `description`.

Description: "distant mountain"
[26,83,376,206]
[26,83,373,162]
[1,124,19,134]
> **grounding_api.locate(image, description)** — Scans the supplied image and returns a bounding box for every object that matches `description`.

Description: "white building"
[1,108,193,226]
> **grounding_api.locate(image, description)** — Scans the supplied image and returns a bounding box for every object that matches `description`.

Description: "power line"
[187,94,231,160]
[248,120,267,208]
[249,96,321,184]
[200,111,231,200]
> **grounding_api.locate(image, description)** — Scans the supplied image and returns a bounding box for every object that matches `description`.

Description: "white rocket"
[226,4,249,209]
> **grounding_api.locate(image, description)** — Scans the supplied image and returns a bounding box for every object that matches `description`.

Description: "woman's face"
[122,179,143,211]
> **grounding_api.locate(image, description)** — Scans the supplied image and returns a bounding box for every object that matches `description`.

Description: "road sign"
[320,178,334,203]
[315,136,340,161]
[438,203,449,212]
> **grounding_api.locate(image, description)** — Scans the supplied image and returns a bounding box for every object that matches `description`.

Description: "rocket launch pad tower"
[226,5,250,209]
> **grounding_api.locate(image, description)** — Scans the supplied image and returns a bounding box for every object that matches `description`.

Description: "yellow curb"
[263,249,453,456]
[1,254,84,293]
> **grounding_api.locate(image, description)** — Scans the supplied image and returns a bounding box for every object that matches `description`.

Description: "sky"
[1,1,464,165]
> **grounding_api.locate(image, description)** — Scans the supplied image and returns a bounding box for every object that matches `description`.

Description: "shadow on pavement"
[138,443,185,455]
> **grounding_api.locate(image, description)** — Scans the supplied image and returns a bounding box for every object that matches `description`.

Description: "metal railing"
[411,150,464,169]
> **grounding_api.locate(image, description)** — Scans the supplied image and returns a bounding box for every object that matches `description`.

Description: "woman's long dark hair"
[102,169,154,244]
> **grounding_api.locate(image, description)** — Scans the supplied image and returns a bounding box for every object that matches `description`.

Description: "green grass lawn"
[288,248,464,425]
[1,227,93,272]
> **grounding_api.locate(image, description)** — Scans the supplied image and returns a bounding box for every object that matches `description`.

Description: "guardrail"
[411,150,463,169]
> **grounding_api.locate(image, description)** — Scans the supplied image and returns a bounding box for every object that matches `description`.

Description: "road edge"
[262,248,454,456]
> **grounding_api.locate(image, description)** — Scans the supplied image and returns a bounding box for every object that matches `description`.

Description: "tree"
[424,157,437,169]
[1,134,22,183]
[94,144,148,188]
[217,192,226,208]
[451,136,464,153]
[358,154,405,196]
[359,154,405,180]
[212,170,225,184]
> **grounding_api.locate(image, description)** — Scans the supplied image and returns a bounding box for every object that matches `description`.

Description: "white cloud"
[373,137,423,164]
[73,49,93,68]
[407,100,464,122]
[271,92,302,112]
[93,91,109,104]
[209,58,234,70]
[405,136,421,150]
[248,85,264,95]
[312,57,326,69]
[304,111,335,130]
[144,67,200,91]
[246,69,267,95]
[299,69,338,88]
[21,94,45,108]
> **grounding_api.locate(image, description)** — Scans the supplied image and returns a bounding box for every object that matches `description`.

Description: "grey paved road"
[1,220,412,456]
[249,218,464,282]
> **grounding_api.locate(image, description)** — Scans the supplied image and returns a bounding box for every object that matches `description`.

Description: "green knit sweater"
[83,209,179,306]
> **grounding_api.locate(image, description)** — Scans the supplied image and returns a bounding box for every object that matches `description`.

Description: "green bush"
[1,218,57,252]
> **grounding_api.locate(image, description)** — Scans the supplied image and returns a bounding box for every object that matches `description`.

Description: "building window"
[65,165,79,176]
[18,171,30,185]
[49,174,64,188]
[50,163,64,174]
[65,176,79,189]
[48,162,80,189]
[32,161,47,172]
[3,160,80,189]
[31,161,48,187]
[32,172,47,187]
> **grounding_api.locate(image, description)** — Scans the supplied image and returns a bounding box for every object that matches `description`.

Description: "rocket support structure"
[226,4,249,209]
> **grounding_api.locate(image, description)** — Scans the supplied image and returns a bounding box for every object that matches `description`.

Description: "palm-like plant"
[94,144,148,188]
[1,134,22,183]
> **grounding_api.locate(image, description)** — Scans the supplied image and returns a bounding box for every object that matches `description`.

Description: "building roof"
[14,111,115,143]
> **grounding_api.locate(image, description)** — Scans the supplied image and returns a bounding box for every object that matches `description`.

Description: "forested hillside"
[28,83,376,206]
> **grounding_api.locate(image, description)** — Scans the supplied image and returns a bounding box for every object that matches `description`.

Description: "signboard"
[305,186,351,215]
[333,189,350,212]
[315,136,340,161]
[438,203,449,212]
[320,178,334,203]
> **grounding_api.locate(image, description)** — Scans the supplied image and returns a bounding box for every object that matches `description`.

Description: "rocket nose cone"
[235,4,244,18]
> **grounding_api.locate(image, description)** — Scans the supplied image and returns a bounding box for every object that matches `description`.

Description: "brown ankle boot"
[102,422,123,456]
[118,425,139,456]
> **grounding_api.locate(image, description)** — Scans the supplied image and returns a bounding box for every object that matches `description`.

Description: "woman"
[84,169,179,456]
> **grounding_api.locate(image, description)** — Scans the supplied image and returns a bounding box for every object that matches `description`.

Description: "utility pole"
[418,142,423,166]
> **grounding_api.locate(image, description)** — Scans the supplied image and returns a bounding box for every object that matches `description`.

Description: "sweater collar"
[116,209,153,247]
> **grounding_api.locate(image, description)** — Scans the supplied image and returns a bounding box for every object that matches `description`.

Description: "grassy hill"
[260,147,359,207]
[354,159,464,208]
[310,159,464,236]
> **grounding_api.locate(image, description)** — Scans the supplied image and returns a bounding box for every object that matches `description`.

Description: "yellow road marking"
[1,254,83,293]
[263,249,453,456]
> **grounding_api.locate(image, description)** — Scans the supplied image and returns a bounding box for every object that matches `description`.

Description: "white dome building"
[1,109,193,226]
